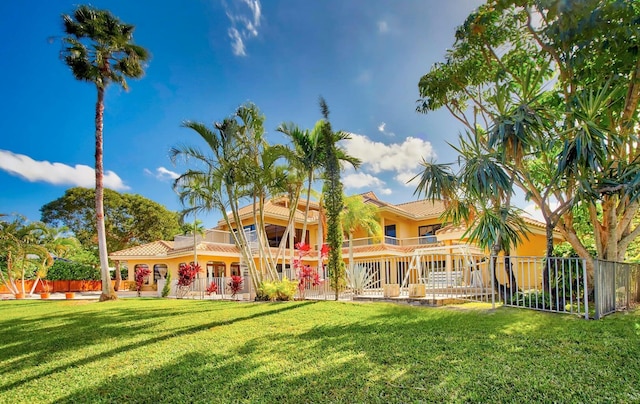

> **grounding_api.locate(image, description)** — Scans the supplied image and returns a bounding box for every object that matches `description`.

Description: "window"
[418,224,441,244]
[206,261,225,277]
[153,264,168,280]
[384,224,397,245]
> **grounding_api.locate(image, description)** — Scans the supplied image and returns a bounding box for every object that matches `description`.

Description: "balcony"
[343,236,441,249]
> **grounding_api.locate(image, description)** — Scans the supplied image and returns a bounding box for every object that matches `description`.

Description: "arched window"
[153,264,168,280]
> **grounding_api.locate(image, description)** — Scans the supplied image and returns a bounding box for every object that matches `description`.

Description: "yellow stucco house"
[109,191,559,294]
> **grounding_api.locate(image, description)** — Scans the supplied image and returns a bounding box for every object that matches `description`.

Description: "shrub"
[293,242,325,300]
[178,263,200,287]
[228,275,243,299]
[206,281,218,295]
[47,260,99,281]
[257,279,297,301]
[133,266,151,297]
[161,271,172,297]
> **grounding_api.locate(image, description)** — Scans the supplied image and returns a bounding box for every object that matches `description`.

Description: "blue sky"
[0,0,491,228]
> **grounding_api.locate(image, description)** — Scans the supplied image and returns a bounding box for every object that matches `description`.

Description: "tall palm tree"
[278,120,361,246]
[61,5,149,301]
[175,175,213,267]
[341,194,382,272]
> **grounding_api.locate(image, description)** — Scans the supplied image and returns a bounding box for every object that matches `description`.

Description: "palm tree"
[61,5,149,301]
[172,116,264,290]
[175,176,212,267]
[278,121,361,246]
[341,194,382,272]
[414,130,529,300]
[0,216,53,296]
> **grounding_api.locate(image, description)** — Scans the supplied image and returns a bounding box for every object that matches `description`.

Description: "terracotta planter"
[65,292,75,299]
[14,293,25,299]
[40,292,51,299]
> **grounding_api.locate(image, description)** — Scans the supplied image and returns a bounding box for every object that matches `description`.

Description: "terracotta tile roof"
[224,199,319,227]
[360,191,445,219]
[110,241,173,257]
[170,242,240,255]
[394,199,446,217]
[350,244,417,255]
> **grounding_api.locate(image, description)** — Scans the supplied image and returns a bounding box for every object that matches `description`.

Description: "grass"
[0,299,638,403]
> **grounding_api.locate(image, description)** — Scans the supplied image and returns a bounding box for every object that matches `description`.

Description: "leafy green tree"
[40,187,180,256]
[417,0,640,279]
[61,5,150,301]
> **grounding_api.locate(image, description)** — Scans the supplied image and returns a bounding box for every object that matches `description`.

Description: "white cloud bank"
[343,133,434,175]
[339,133,435,195]
[0,149,129,190]
[224,0,262,56]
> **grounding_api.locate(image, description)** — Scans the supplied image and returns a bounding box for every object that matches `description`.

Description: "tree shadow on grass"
[0,301,315,394]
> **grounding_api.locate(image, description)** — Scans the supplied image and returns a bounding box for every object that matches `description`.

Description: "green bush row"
[46,260,100,281]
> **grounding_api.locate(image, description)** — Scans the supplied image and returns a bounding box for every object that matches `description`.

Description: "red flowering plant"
[294,242,328,299]
[205,281,218,296]
[178,263,201,287]
[134,266,151,297]
[228,275,243,299]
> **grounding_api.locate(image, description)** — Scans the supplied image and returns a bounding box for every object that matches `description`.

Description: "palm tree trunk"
[95,86,116,301]
[193,212,198,266]
[300,172,314,244]
[114,260,121,291]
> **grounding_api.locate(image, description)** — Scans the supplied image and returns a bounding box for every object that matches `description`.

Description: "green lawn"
[0,299,638,403]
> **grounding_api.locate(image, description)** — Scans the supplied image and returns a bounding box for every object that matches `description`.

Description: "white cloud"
[145,166,180,181]
[394,171,419,187]
[342,172,386,190]
[224,0,262,56]
[380,188,392,195]
[377,121,395,137]
[0,149,128,190]
[378,20,389,33]
[343,133,435,174]
[228,28,246,56]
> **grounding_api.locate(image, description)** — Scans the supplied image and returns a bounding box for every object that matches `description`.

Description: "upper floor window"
[419,224,441,244]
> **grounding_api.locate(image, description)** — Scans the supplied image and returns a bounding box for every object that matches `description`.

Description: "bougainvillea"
[134,266,151,297]
[294,242,328,299]
[177,263,201,287]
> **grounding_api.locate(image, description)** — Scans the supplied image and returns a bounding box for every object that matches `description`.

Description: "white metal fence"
[171,276,253,300]
[495,256,589,318]
[162,252,638,320]
[593,260,639,319]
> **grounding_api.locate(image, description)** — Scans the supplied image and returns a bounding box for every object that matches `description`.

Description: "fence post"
[592,259,598,320]
[490,254,496,310]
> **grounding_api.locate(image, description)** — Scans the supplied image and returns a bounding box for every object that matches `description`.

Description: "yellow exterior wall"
[124,254,243,290]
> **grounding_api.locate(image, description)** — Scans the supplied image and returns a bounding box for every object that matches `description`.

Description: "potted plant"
[65,292,75,299]
[40,280,52,299]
